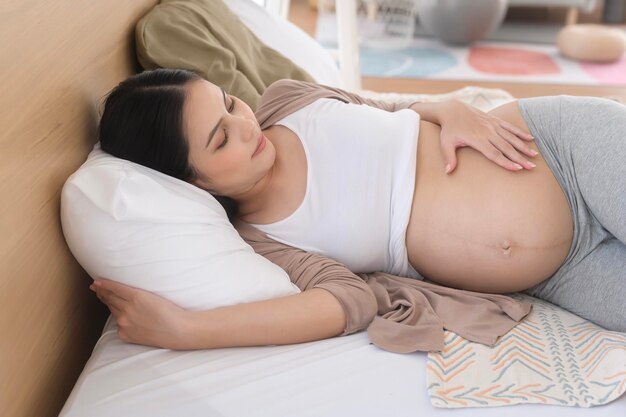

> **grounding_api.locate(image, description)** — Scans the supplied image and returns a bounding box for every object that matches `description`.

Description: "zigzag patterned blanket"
[427,294,626,408]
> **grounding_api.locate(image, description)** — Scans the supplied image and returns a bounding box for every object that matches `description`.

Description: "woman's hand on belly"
[411,100,538,174]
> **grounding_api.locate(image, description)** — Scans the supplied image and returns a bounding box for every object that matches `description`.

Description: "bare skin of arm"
[92,280,346,350]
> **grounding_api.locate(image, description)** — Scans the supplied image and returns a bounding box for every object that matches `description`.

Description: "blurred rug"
[316,13,626,85]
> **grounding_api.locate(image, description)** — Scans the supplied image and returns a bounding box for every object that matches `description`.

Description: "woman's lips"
[253,134,266,157]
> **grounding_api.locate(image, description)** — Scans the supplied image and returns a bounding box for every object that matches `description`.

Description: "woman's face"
[183,79,275,197]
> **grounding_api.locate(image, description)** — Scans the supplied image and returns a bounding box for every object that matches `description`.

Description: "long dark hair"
[99,68,239,219]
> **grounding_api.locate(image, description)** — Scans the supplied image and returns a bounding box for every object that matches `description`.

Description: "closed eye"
[217,129,229,149]
[215,91,234,150]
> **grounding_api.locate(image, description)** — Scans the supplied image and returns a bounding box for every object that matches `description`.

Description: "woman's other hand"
[410,100,537,174]
[90,279,191,350]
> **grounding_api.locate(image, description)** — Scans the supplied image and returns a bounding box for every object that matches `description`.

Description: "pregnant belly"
[406,102,573,293]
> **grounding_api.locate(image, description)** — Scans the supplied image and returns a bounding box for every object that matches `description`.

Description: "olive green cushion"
[136,0,315,110]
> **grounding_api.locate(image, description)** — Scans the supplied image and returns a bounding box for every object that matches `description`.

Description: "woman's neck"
[234,165,278,220]
[235,125,307,225]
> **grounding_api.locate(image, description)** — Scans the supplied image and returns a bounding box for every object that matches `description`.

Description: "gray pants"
[518,96,626,332]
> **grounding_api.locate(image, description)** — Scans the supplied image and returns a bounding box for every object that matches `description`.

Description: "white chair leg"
[336,0,362,91]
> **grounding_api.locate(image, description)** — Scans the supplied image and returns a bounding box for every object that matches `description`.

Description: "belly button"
[501,240,513,257]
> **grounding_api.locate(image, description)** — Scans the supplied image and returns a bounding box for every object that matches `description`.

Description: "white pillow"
[61,145,300,311]
[225,0,344,88]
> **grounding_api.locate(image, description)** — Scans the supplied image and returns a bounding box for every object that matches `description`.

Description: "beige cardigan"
[233,80,532,353]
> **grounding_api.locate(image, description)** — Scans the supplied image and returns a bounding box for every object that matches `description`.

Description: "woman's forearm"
[181,288,347,349]
[409,100,456,124]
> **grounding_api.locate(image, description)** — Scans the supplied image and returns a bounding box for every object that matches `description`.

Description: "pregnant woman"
[92,69,625,349]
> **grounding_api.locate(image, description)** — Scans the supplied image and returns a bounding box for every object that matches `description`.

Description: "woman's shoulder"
[256,80,345,128]
[260,79,325,104]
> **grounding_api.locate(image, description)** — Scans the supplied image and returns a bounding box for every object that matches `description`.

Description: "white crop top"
[251,98,420,278]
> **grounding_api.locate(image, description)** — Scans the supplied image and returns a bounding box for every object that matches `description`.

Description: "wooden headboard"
[0,1,157,416]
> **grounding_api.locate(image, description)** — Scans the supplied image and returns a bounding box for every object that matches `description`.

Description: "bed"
[1,1,623,417]
[58,315,626,416]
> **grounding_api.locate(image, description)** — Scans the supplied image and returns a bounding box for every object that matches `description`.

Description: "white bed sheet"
[60,317,626,417]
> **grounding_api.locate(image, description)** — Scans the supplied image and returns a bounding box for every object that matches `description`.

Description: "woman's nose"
[238,117,256,142]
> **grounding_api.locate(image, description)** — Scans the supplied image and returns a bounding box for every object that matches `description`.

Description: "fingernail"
[445,164,451,174]
[530,150,539,156]
[515,164,523,170]
[527,162,536,168]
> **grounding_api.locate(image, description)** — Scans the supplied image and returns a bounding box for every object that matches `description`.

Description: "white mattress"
[60,317,626,417]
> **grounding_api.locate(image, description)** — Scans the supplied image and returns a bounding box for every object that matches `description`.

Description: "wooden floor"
[288,0,626,101]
